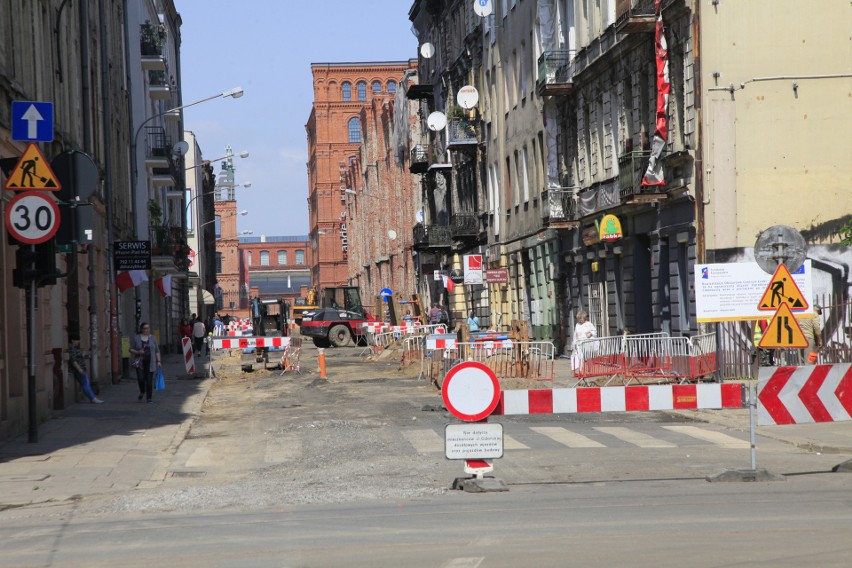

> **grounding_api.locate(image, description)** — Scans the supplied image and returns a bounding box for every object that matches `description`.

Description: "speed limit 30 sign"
[5,191,60,244]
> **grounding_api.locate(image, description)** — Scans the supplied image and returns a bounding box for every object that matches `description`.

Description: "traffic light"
[13,242,57,288]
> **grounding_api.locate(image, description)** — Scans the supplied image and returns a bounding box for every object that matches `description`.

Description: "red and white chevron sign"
[495,384,745,415]
[758,364,852,425]
[211,336,290,350]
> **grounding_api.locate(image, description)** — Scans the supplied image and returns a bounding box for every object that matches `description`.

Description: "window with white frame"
[260,251,269,266]
[521,146,531,203]
[277,250,287,265]
[295,250,305,265]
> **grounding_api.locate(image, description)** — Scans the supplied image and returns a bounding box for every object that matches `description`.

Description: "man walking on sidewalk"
[192,314,207,357]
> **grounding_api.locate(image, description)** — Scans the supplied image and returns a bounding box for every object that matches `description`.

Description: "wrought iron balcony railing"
[615,0,656,33]
[450,213,479,238]
[413,223,453,249]
[618,150,652,198]
[447,119,478,148]
[410,144,430,174]
[541,187,578,224]
[536,50,575,96]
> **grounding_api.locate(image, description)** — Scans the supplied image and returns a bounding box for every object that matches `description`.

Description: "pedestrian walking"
[68,334,104,404]
[213,313,225,336]
[179,317,192,340]
[130,322,161,403]
[429,303,441,325]
[192,315,207,357]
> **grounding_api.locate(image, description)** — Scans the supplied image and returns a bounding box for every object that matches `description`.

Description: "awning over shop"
[201,290,215,305]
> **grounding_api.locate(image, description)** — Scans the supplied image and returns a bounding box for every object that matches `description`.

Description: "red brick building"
[340,66,421,316]
[306,61,416,292]
[240,235,312,306]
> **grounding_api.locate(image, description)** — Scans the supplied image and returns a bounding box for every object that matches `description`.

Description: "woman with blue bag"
[130,322,162,403]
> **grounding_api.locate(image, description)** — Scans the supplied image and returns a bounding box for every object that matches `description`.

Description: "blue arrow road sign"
[11,101,54,142]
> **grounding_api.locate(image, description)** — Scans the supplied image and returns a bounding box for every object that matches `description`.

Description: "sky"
[177,1,417,238]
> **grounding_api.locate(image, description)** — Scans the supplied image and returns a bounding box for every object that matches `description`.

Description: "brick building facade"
[240,235,312,306]
[306,61,416,293]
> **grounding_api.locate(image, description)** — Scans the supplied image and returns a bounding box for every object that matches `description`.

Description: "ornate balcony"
[450,213,479,238]
[615,0,656,34]
[410,144,430,174]
[536,50,575,96]
[144,127,170,170]
[541,187,579,226]
[447,119,478,149]
[413,223,453,250]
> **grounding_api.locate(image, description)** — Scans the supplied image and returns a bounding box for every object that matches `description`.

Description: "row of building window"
[214,250,305,274]
[341,80,397,102]
[251,250,305,266]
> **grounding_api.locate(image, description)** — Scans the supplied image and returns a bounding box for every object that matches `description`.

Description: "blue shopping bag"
[155,367,166,391]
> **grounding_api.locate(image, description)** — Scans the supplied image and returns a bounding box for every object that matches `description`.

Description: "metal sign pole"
[26,247,38,443]
[749,380,757,470]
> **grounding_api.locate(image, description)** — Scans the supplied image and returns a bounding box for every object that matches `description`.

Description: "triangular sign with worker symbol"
[758,302,809,348]
[757,263,808,311]
[3,143,61,191]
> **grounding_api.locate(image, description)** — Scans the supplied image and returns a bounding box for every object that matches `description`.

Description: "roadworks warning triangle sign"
[758,302,809,349]
[3,143,61,191]
[757,263,808,311]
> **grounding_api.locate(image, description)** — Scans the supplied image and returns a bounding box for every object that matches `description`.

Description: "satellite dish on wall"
[456,85,480,109]
[427,111,447,131]
[473,0,494,17]
[388,230,398,241]
[172,141,189,156]
[420,42,435,59]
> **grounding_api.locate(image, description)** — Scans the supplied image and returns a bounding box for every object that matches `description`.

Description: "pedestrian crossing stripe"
[3,143,61,191]
[402,426,749,453]
[757,263,808,311]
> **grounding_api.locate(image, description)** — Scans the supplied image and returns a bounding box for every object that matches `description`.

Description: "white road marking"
[594,426,677,448]
[662,425,750,449]
[530,426,605,448]
[503,435,529,449]
[441,558,484,568]
[403,429,444,453]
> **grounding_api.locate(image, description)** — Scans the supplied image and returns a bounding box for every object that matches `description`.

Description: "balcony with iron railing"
[410,144,430,173]
[615,0,656,34]
[144,126,170,169]
[618,150,659,199]
[541,187,579,226]
[450,213,479,238]
[413,223,453,250]
[536,50,575,96]
[447,119,478,149]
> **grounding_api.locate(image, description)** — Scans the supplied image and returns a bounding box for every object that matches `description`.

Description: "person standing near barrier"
[68,334,104,404]
[130,322,161,403]
[192,315,207,357]
[467,310,480,333]
[429,303,441,325]
[572,310,597,371]
[799,303,823,364]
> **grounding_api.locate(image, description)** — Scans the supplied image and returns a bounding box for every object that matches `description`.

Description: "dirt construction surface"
[101,340,467,513]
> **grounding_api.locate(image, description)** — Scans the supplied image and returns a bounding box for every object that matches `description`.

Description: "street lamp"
[130,86,244,236]
[185,181,252,227]
[185,150,249,171]
[199,209,248,231]
[241,230,254,235]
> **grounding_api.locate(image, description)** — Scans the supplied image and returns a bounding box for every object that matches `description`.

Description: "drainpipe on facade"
[692,0,706,265]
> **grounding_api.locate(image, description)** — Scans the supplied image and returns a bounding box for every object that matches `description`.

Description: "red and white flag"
[154,274,173,297]
[116,270,148,293]
[442,275,455,293]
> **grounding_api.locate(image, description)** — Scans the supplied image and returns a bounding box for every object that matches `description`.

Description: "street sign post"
[11,101,54,142]
[3,143,61,191]
[442,361,501,422]
[4,191,60,245]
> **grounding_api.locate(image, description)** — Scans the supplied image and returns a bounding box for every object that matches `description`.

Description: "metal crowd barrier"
[456,340,556,381]
[401,335,426,366]
[574,332,718,385]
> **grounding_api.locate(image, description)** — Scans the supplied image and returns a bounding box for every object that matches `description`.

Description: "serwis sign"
[114,240,151,271]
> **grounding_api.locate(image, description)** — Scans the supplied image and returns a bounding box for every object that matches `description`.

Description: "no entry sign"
[441,361,501,422]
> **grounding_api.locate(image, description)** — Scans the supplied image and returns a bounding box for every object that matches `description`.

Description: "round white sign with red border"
[4,191,60,245]
[442,361,501,422]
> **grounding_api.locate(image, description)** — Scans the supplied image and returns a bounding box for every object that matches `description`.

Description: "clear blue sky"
[178,1,417,237]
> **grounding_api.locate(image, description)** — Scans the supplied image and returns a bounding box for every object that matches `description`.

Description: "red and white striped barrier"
[758,364,852,426]
[472,340,514,350]
[427,336,457,350]
[494,383,745,415]
[211,336,291,350]
[222,329,252,337]
[182,337,195,374]
[361,322,388,333]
